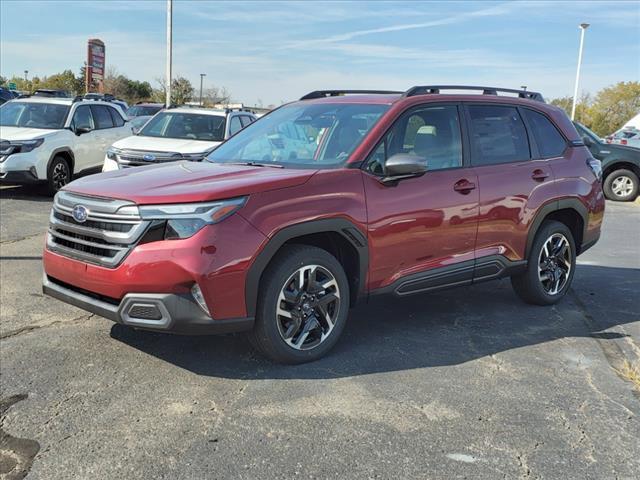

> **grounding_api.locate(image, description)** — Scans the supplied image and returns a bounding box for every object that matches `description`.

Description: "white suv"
[102,107,256,170]
[0,97,132,193]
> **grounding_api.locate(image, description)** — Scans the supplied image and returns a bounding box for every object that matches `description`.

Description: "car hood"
[64,161,318,204]
[0,126,60,140]
[112,135,222,153]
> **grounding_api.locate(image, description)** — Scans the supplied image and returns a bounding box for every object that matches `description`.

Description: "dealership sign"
[87,38,105,90]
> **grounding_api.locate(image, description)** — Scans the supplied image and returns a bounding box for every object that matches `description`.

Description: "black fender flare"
[525,198,589,257]
[245,218,368,317]
[47,148,76,174]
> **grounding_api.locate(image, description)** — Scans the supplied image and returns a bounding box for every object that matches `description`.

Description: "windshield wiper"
[226,161,284,168]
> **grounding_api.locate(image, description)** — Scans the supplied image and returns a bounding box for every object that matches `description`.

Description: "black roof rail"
[300,90,403,100]
[403,85,545,102]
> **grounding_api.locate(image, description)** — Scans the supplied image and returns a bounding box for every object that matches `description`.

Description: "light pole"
[571,23,590,121]
[165,0,173,108]
[24,70,28,82]
[199,73,206,106]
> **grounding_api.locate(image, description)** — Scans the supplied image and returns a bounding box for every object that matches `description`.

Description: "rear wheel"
[47,156,71,194]
[248,245,350,364]
[511,221,576,305]
[603,168,638,201]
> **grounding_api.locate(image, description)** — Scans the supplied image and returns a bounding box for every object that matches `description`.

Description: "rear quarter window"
[522,109,567,158]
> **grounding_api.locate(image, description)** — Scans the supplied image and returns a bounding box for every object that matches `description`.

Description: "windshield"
[0,101,69,129]
[127,105,163,117]
[575,122,602,144]
[206,103,390,168]
[138,111,225,141]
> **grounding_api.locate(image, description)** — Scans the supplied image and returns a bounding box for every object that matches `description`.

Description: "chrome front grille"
[47,191,150,268]
[116,150,184,168]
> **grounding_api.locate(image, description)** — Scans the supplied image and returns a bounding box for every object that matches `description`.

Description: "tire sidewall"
[604,169,639,202]
[527,221,577,303]
[254,246,350,363]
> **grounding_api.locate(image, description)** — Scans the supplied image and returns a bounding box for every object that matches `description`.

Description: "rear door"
[465,103,559,270]
[363,103,480,293]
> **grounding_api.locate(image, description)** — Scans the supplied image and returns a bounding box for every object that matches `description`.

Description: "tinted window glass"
[91,105,114,129]
[229,116,242,136]
[71,105,94,130]
[366,105,463,175]
[240,116,253,127]
[522,109,566,158]
[468,105,530,165]
[108,107,125,127]
[139,112,226,141]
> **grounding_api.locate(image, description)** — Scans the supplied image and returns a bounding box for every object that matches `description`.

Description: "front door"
[363,103,479,293]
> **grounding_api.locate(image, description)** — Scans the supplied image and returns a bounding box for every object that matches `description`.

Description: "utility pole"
[199,73,206,106]
[571,23,590,120]
[166,0,173,108]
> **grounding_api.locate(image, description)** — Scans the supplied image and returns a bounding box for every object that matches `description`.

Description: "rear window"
[468,105,530,165]
[522,109,566,158]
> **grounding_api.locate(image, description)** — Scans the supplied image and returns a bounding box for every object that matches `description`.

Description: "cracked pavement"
[1,184,639,479]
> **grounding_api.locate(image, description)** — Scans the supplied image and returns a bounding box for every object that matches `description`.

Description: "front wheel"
[511,221,576,306]
[47,156,71,194]
[603,168,638,201]
[248,245,350,364]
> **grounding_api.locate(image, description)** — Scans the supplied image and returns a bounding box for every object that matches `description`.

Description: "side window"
[522,109,567,158]
[468,105,530,165]
[366,105,463,174]
[108,107,125,127]
[71,105,94,130]
[229,116,242,136]
[240,116,253,127]
[90,105,115,129]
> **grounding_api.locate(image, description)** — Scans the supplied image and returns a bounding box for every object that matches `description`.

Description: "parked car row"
[0,95,256,193]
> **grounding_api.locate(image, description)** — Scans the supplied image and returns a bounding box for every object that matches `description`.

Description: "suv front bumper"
[43,274,254,335]
[0,169,41,184]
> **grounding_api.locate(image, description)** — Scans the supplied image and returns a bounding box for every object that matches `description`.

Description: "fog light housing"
[191,283,211,316]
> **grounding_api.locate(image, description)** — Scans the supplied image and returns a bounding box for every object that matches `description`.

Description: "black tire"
[248,244,350,364]
[603,168,639,201]
[47,156,71,194]
[511,220,576,306]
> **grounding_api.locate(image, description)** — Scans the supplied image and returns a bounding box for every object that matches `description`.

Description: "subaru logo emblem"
[72,205,89,223]
[143,154,156,161]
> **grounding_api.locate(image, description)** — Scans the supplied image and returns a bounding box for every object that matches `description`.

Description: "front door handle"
[453,179,476,194]
[532,169,550,181]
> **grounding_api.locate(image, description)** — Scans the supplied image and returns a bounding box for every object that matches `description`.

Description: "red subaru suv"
[43,86,605,363]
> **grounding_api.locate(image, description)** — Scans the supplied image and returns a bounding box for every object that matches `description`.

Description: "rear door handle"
[532,169,550,181]
[453,179,476,194]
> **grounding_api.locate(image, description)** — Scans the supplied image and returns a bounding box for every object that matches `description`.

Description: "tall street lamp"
[165,0,173,108]
[571,23,590,121]
[200,73,206,106]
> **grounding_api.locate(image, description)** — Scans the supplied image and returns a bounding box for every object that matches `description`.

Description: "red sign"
[87,39,105,89]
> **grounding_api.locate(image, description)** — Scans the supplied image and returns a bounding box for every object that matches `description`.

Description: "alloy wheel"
[538,233,572,295]
[611,175,634,198]
[276,264,340,350]
[52,162,69,190]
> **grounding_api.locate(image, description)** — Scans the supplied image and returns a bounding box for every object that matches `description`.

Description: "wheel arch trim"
[47,147,76,175]
[245,218,368,317]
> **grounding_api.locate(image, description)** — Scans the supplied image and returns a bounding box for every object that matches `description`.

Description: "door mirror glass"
[384,153,427,179]
[75,126,92,135]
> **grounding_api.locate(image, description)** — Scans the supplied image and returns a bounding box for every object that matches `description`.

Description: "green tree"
[588,81,640,136]
[0,76,6,86]
[152,76,194,105]
[41,69,82,95]
[549,93,593,125]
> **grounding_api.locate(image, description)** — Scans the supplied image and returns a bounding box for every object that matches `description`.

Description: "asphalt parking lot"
[1,184,639,480]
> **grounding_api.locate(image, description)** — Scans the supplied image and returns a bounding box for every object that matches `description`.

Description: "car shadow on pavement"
[109,265,639,380]
[0,185,52,201]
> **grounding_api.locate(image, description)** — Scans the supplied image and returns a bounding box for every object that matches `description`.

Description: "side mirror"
[582,135,593,147]
[75,126,92,136]
[381,153,427,184]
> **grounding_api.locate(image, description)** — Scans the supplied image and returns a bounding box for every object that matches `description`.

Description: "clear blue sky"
[1,0,638,105]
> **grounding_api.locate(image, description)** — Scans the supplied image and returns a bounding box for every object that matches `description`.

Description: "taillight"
[621,139,627,145]
[587,157,602,180]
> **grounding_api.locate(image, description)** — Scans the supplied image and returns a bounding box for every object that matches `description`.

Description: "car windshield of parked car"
[127,105,162,117]
[138,112,225,141]
[206,103,390,168]
[576,122,602,144]
[0,101,69,129]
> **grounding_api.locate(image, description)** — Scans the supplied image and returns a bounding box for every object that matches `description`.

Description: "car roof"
[164,107,245,116]
[8,97,125,109]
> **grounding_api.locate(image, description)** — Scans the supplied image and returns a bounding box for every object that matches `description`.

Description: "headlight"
[139,197,247,239]
[106,147,121,160]
[0,138,44,155]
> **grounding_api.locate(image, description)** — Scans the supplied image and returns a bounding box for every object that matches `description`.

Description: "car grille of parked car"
[116,150,184,168]
[47,191,149,268]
